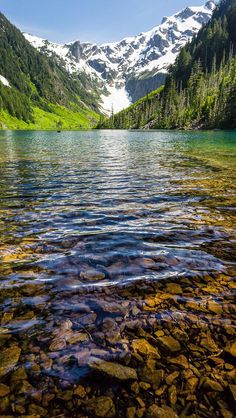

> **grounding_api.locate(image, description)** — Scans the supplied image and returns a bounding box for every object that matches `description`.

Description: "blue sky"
[0,0,208,44]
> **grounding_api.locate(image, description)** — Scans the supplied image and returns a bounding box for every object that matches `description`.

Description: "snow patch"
[0,75,10,87]
[101,86,131,115]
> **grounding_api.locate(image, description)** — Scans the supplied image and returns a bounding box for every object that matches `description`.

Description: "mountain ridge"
[24,1,215,114]
[98,0,236,130]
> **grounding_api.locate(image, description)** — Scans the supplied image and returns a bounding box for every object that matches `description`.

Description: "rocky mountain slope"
[99,0,236,130]
[24,1,215,114]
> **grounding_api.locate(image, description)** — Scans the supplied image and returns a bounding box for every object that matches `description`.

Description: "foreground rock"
[147,405,179,418]
[85,396,116,417]
[89,358,137,380]
[0,346,21,377]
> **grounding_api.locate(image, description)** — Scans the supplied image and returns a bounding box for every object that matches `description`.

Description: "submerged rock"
[156,336,181,353]
[169,355,189,369]
[225,341,236,358]
[85,396,116,417]
[203,378,224,392]
[89,358,137,380]
[0,383,10,397]
[0,346,21,377]
[147,404,179,418]
[80,269,105,281]
[132,339,160,358]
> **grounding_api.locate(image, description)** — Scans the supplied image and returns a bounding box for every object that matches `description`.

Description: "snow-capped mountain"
[24,1,215,114]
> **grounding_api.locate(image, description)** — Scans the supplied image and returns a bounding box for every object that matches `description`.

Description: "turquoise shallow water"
[0,130,235,417]
[0,130,235,285]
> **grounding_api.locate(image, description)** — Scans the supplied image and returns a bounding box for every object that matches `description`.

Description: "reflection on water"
[0,130,235,417]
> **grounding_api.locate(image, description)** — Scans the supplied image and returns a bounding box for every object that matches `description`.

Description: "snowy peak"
[24,1,215,113]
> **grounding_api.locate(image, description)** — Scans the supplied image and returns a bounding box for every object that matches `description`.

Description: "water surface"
[0,130,235,417]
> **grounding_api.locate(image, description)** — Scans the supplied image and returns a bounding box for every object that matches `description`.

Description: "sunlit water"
[0,130,235,417]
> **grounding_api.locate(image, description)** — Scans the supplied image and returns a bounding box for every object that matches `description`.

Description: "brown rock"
[168,385,177,405]
[156,336,181,353]
[139,367,164,390]
[136,258,156,269]
[225,341,236,358]
[166,283,182,294]
[67,332,89,344]
[49,338,66,351]
[208,300,223,315]
[132,339,160,358]
[89,358,137,380]
[0,346,21,377]
[169,355,189,369]
[186,377,199,392]
[200,334,219,353]
[229,384,236,402]
[85,396,116,417]
[146,404,179,418]
[0,384,10,397]
[10,367,27,381]
[80,269,105,281]
[166,371,179,385]
[74,385,86,398]
[127,406,136,418]
[203,378,224,392]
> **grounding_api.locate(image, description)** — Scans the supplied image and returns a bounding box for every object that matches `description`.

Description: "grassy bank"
[0,103,99,130]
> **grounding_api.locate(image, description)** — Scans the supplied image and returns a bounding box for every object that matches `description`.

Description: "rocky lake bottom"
[0,130,235,417]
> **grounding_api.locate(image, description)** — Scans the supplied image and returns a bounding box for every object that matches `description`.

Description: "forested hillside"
[98,0,236,130]
[0,13,100,129]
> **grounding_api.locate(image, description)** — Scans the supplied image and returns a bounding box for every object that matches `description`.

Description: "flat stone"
[169,355,189,369]
[208,300,223,314]
[139,367,164,389]
[203,378,224,392]
[132,339,160,358]
[166,283,182,295]
[169,385,177,405]
[140,382,151,390]
[166,372,179,385]
[200,335,219,353]
[0,346,21,377]
[127,406,136,418]
[89,358,137,380]
[146,405,179,418]
[186,377,199,392]
[226,341,236,358]
[156,336,181,353]
[49,338,66,351]
[67,332,89,344]
[229,384,236,402]
[80,269,105,281]
[136,258,156,269]
[85,396,116,417]
[74,385,86,398]
[28,403,48,416]
[0,383,10,397]
[10,367,27,381]
[14,380,33,394]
